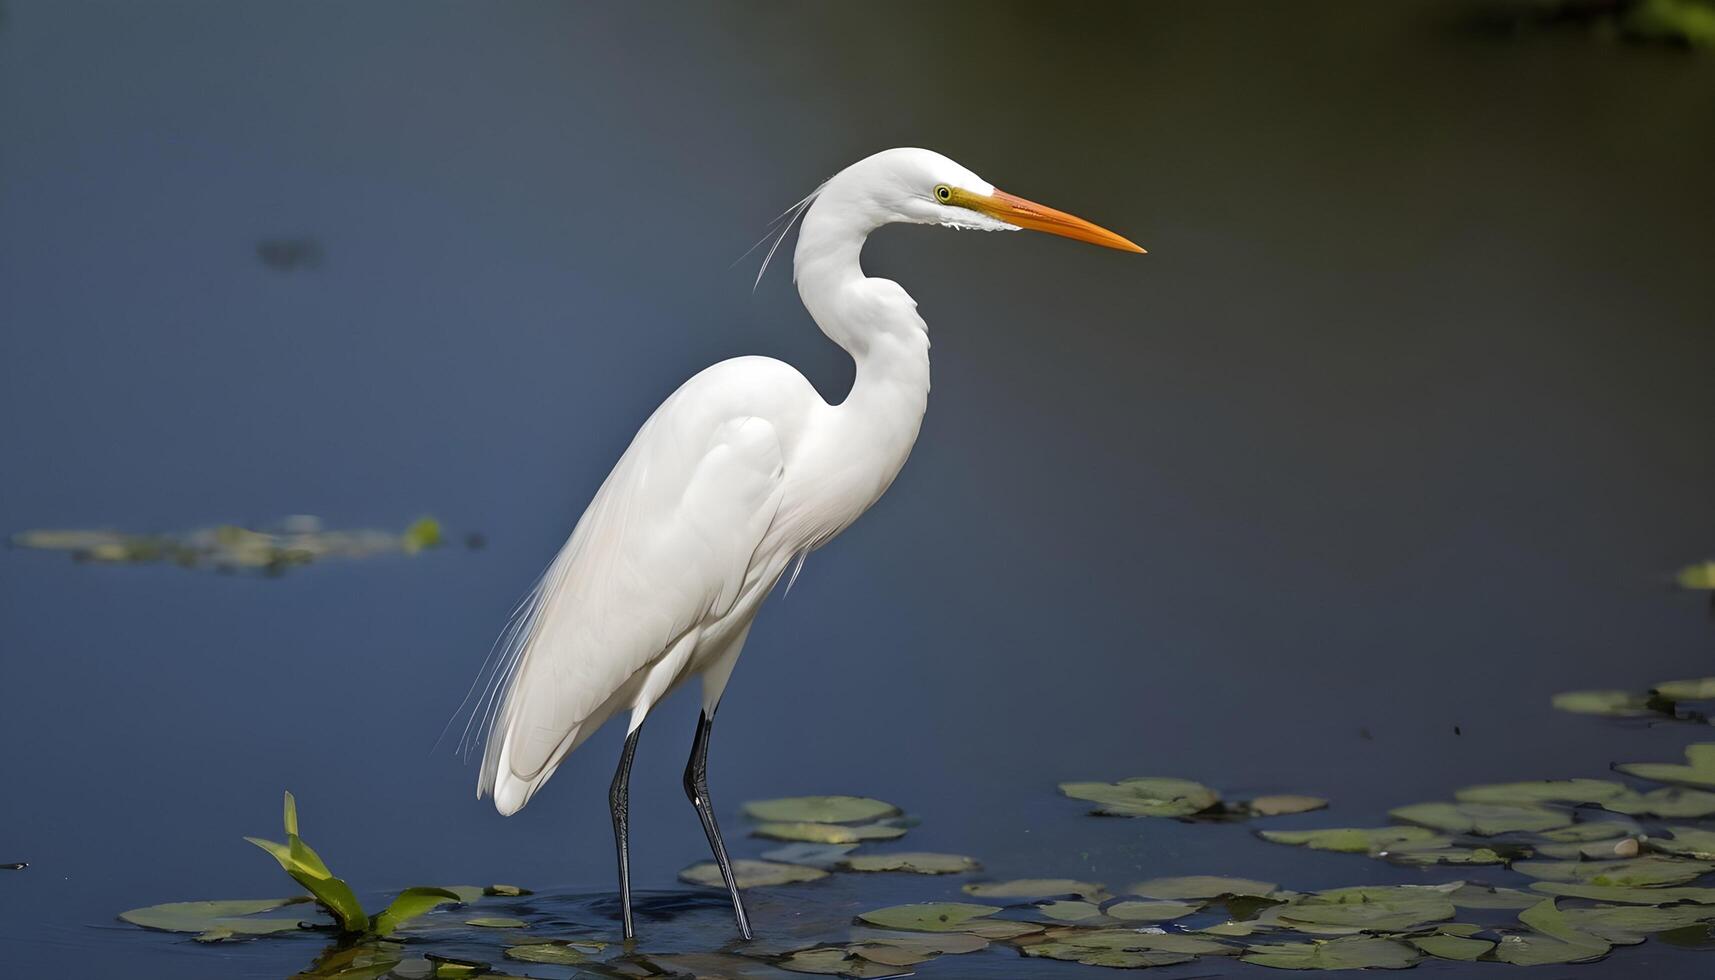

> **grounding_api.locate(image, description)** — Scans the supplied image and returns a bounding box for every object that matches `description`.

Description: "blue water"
[3,2,1714,975]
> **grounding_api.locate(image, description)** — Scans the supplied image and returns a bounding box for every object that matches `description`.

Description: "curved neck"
[793,196,931,417]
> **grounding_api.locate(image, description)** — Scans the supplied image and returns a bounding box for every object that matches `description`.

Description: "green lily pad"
[1103,899,1201,921]
[1562,904,1715,943]
[1034,900,1105,922]
[742,796,899,824]
[1380,839,1506,866]
[1247,795,1328,816]
[1530,881,1715,904]
[1552,689,1664,717]
[1388,800,1570,835]
[777,947,900,977]
[1677,562,1715,590]
[679,859,828,889]
[503,943,588,966]
[1258,826,1438,854]
[1276,893,1455,933]
[1655,677,1715,699]
[1449,883,1543,909]
[858,902,1002,933]
[119,897,312,934]
[962,878,1110,902]
[1514,856,1714,887]
[1410,933,1494,961]
[847,928,988,963]
[1616,743,1715,790]
[1129,876,1277,900]
[839,852,978,875]
[1541,820,1643,842]
[1058,777,1221,818]
[465,917,526,929]
[1598,786,1715,818]
[1652,826,1715,860]
[679,858,826,892]
[1455,779,1629,806]
[1241,937,1420,970]
[1021,943,1197,968]
[751,821,905,844]
[1034,929,1237,955]
[1491,899,1612,965]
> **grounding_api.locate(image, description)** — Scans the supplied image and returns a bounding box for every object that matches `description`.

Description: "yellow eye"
[934,184,953,203]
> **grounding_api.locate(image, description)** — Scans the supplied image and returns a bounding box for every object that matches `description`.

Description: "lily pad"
[1258,826,1437,854]
[1552,689,1665,717]
[857,902,1002,932]
[1058,777,1221,818]
[465,917,526,929]
[751,821,905,844]
[777,948,900,977]
[1388,800,1569,835]
[1379,839,1506,866]
[1247,795,1329,816]
[1652,826,1715,860]
[1034,900,1105,922]
[839,852,978,875]
[1276,892,1455,933]
[1129,876,1276,900]
[1021,943,1197,968]
[1449,883,1543,909]
[1103,899,1200,921]
[1655,677,1715,700]
[1616,743,1715,790]
[1491,899,1611,965]
[1514,856,1713,887]
[1562,904,1715,943]
[847,928,988,963]
[1677,562,1715,590]
[1409,934,1494,961]
[1455,779,1628,806]
[962,878,1110,902]
[742,796,899,824]
[1542,820,1643,842]
[119,897,312,935]
[503,943,588,966]
[1598,786,1715,818]
[1530,881,1715,904]
[680,859,828,889]
[1241,936,1420,970]
[1033,929,1236,955]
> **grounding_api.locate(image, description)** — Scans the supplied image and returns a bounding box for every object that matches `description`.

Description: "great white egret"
[466,147,1142,939]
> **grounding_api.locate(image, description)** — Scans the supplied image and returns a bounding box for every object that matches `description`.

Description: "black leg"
[609,726,643,940]
[683,710,752,940]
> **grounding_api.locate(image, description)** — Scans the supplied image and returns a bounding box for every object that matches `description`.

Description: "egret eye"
[934,184,953,203]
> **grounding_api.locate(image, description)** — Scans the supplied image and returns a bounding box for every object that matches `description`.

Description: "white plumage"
[464,147,1142,938]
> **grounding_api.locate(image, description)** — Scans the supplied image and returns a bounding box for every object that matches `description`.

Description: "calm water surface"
[2,2,1714,975]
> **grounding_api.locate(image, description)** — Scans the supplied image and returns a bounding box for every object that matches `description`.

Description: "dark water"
[3,1,1714,975]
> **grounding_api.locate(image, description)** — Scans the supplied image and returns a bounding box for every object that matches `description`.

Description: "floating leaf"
[1103,899,1200,921]
[962,878,1110,902]
[483,884,530,897]
[1380,839,1506,866]
[1514,856,1713,887]
[1247,795,1328,816]
[1652,826,1715,860]
[1021,943,1196,968]
[1276,892,1455,933]
[1552,690,1662,717]
[751,821,905,844]
[1449,883,1543,909]
[1616,743,1715,790]
[1455,779,1629,806]
[1531,881,1715,904]
[1388,801,1569,835]
[1130,875,1277,900]
[679,859,828,889]
[1033,929,1236,955]
[1562,904,1715,944]
[1655,677,1715,700]
[1241,936,1420,970]
[465,917,527,929]
[1677,563,1715,590]
[1598,786,1715,818]
[1034,900,1104,922]
[372,887,460,935]
[1258,826,1437,854]
[119,897,311,934]
[847,928,987,964]
[1058,777,1220,818]
[839,852,977,874]
[503,943,588,965]
[742,796,899,823]
[1410,933,1494,961]
[1491,899,1611,965]
[858,902,1001,931]
[1542,820,1643,842]
[777,947,897,977]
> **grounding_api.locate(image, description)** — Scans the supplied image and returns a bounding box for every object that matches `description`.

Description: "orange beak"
[953,187,1145,254]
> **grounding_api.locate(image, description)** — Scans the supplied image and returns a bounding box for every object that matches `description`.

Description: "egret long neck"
[793,196,931,507]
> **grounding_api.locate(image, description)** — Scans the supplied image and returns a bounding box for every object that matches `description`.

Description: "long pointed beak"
[963,188,1146,253]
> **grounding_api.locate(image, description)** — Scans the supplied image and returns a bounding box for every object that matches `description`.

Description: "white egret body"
[470,148,1141,938]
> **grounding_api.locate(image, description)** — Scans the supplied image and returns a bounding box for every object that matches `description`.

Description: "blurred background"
[2,1,1713,975]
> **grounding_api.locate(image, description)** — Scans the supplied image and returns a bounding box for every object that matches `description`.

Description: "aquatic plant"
[9,515,444,574]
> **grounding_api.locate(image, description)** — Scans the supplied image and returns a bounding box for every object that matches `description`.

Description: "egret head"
[827,147,1145,253]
